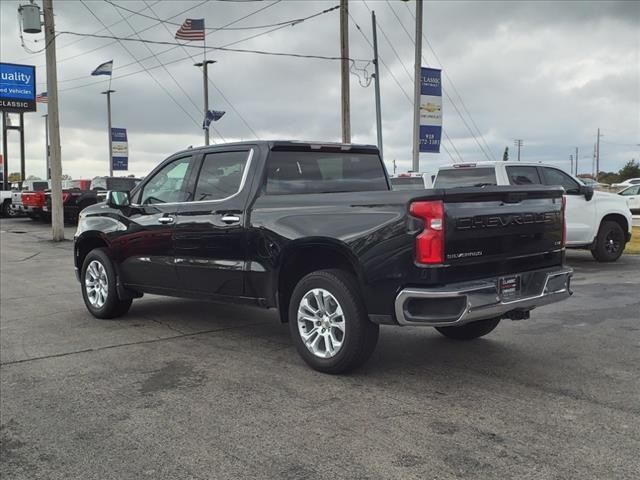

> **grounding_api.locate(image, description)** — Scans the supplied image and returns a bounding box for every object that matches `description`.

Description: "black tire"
[1,201,14,218]
[288,269,379,374]
[591,220,625,262]
[81,248,132,319]
[436,317,500,340]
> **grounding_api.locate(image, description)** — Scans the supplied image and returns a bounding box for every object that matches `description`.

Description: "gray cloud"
[1,0,638,181]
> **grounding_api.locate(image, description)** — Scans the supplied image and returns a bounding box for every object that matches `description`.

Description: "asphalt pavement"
[1,217,639,479]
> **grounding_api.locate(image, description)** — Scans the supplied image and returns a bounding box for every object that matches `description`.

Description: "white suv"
[434,162,633,262]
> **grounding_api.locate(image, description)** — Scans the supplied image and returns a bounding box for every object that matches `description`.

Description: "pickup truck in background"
[74,141,572,373]
[434,162,633,262]
[7,180,49,219]
[389,172,434,191]
[45,177,139,223]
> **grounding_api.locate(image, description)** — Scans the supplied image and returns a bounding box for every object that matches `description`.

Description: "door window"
[193,151,250,201]
[620,186,640,196]
[540,167,581,194]
[139,156,194,204]
[506,166,541,185]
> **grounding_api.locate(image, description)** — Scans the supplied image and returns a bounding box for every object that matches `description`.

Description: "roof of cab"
[174,140,380,156]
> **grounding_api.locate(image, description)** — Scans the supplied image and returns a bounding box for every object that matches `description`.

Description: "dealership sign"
[0,63,36,113]
[111,128,128,171]
[419,67,442,153]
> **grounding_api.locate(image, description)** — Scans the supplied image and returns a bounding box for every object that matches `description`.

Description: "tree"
[618,159,640,181]
[8,172,21,182]
[61,174,72,180]
[503,147,509,162]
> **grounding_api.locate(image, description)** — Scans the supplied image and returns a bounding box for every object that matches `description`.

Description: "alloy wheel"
[297,288,346,359]
[85,260,108,308]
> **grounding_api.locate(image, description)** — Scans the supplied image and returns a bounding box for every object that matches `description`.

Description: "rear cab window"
[266,150,388,194]
[434,167,497,188]
[390,177,425,190]
[506,166,541,185]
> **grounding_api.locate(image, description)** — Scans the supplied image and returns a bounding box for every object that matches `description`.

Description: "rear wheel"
[81,248,132,319]
[591,220,625,262]
[436,317,500,340]
[289,269,379,374]
[1,201,14,218]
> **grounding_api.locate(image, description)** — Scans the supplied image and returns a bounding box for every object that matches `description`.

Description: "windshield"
[434,168,497,188]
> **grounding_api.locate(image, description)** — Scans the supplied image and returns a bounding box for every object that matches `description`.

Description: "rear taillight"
[410,200,445,264]
[561,195,567,247]
[62,192,70,203]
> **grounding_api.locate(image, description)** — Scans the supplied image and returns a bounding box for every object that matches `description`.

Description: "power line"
[31,0,211,69]
[14,0,163,62]
[400,1,496,161]
[58,30,369,62]
[351,8,462,163]
[79,0,204,133]
[38,0,282,87]
[106,0,226,142]
[348,12,458,163]
[375,0,489,163]
[104,0,324,31]
[143,0,260,140]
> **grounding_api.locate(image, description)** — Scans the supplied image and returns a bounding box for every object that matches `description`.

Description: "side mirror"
[106,190,130,208]
[580,185,594,201]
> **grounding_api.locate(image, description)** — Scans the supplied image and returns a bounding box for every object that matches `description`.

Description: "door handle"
[221,214,241,224]
[158,216,174,224]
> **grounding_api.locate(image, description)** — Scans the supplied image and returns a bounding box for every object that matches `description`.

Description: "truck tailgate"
[443,186,564,266]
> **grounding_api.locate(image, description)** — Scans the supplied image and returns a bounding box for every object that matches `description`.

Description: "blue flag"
[91,60,113,76]
[203,110,225,129]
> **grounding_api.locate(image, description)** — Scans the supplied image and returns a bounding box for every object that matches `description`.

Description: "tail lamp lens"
[561,195,567,247]
[410,200,445,264]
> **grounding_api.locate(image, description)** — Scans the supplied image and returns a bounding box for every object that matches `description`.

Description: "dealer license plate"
[499,275,521,301]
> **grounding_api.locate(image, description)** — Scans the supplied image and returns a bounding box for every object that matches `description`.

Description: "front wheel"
[81,248,132,319]
[591,220,625,262]
[1,201,15,218]
[289,269,379,374]
[436,317,500,340]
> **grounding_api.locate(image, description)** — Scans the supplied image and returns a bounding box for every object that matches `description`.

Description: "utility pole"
[43,114,50,179]
[371,10,383,160]
[43,0,64,241]
[595,128,601,182]
[570,154,573,175]
[411,0,423,172]
[340,0,351,143]
[514,139,523,161]
[194,60,215,146]
[19,113,25,185]
[575,146,579,176]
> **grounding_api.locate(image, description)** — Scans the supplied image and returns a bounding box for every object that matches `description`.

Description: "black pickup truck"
[74,141,572,373]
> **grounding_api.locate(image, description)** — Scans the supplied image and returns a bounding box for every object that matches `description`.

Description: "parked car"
[1,182,28,217]
[612,178,640,189]
[45,177,138,223]
[74,141,572,373]
[390,172,433,190]
[433,162,632,262]
[9,180,49,219]
[618,185,640,214]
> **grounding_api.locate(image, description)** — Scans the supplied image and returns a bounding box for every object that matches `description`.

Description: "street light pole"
[340,0,351,144]
[194,60,215,146]
[101,90,115,176]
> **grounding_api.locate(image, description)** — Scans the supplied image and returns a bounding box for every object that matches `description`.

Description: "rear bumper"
[395,266,573,327]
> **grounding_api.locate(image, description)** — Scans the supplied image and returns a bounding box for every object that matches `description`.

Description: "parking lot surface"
[1,217,639,479]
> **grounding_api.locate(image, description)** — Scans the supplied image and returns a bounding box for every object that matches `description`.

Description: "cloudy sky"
[1,0,638,180]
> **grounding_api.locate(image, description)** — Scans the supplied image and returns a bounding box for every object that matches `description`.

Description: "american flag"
[175,19,205,41]
[36,92,48,103]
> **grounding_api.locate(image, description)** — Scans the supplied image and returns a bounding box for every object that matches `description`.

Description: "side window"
[140,156,194,205]
[541,167,581,194]
[621,186,640,196]
[506,166,541,185]
[193,151,249,201]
